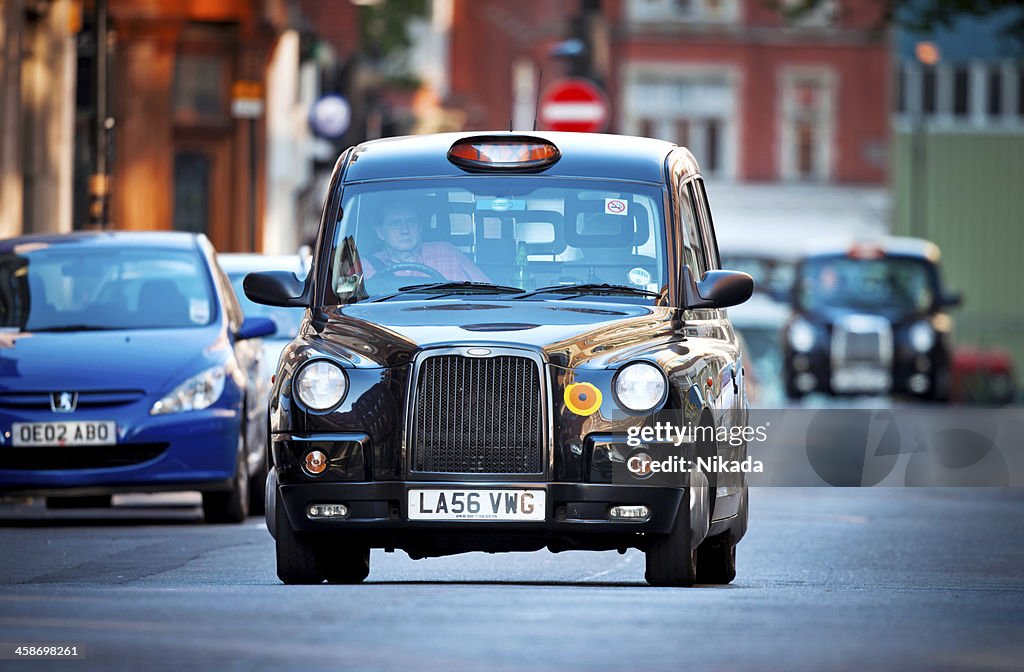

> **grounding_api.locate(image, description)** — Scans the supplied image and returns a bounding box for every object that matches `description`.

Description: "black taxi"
[245,132,754,586]
[783,237,961,401]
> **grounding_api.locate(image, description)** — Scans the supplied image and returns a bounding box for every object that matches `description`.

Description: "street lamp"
[911,41,940,240]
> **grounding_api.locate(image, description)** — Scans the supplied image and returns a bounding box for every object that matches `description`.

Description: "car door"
[206,245,266,463]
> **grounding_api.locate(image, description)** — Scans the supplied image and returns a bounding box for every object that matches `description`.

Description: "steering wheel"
[374,262,448,287]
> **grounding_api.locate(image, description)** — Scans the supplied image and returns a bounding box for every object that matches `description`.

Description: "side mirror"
[683,266,754,310]
[243,270,308,308]
[236,316,276,341]
[940,291,963,309]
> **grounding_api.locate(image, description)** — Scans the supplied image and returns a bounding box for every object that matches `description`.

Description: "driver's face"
[377,206,422,255]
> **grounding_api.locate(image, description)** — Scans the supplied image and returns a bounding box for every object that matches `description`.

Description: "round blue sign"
[309,95,351,139]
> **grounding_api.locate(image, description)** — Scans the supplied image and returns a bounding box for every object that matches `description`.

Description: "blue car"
[0,232,275,523]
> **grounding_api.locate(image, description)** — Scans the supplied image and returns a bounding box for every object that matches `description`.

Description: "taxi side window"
[678,183,708,278]
[692,178,721,270]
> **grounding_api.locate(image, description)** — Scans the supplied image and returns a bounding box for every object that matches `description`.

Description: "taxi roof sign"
[448,136,560,172]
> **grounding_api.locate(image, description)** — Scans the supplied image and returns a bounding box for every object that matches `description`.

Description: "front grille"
[831,315,893,369]
[411,354,543,475]
[844,331,882,362]
[0,444,168,470]
[0,390,146,410]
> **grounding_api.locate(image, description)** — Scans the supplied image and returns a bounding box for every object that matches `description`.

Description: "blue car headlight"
[150,365,227,415]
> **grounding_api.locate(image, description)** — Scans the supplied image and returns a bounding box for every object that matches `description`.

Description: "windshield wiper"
[372,281,525,302]
[516,283,659,299]
[29,324,119,333]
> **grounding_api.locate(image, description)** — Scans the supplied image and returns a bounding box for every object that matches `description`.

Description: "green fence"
[891,130,1024,386]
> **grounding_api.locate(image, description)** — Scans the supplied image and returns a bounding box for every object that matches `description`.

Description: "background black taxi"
[783,237,961,401]
[245,132,754,586]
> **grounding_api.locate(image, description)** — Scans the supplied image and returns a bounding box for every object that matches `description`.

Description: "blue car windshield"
[0,245,216,332]
[326,177,668,303]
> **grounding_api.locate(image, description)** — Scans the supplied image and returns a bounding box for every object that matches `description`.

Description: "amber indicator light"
[448,136,560,171]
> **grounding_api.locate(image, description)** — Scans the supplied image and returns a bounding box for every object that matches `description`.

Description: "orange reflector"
[448,135,560,171]
[304,450,328,475]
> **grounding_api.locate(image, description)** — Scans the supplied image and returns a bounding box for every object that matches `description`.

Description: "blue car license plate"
[11,421,117,447]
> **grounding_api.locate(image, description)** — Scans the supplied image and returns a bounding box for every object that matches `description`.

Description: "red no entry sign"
[538,78,610,133]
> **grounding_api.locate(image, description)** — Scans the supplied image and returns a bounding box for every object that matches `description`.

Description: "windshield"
[228,273,304,339]
[798,256,936,313]
[326,178,668,303]
[0,244,216,332]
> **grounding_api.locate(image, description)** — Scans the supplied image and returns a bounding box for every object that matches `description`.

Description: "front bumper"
[276,480,686,536]
[0,407,241,495]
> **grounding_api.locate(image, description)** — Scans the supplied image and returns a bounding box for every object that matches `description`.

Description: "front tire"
[696,533,736,584]
[274,488,323,584]
[248,454,268,516]
[321,542,370,584]
[645,495,698,587]
[203,440,249,524]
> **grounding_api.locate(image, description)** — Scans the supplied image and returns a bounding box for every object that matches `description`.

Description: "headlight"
[294,360,347,410]
[614,362,667,413]
[908,321,935,352]
[150,366,226,415]
[788,319,816,353]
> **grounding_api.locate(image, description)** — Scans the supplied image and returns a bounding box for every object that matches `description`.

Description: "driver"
[361,202,489,283]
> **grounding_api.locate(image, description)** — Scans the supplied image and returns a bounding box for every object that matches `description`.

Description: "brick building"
[446,0,890,185]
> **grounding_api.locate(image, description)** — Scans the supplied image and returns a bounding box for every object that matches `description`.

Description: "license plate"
[407,489,546,521]
[832,368,891,393]
[11,421,117,447]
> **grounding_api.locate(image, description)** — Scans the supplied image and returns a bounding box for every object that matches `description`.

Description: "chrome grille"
[411,354,543,475]
[844,331,882,362]
[831,314,893,369]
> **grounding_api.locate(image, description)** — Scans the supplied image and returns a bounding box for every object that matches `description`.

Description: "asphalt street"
[0,488,1021,672]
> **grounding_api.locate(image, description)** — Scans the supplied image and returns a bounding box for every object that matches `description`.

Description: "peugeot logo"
[50,391,78,413]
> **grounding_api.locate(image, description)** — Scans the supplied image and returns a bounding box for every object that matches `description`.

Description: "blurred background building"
[1,0,1022,391]
[891,7,1024,379]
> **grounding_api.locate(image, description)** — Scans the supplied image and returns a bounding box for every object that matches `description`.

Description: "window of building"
[922,67,937,115]
[897,60,1024,126]
[627,0,739,24]
[173,52,228,126]
[781,0,837,28]
[173,152,211,234]
[624,69,737,178]
[1019,68,1024,119]
[987,66,1003,118]
[896,65,907,114]
[780,69,834,181]
[952,66,970,117]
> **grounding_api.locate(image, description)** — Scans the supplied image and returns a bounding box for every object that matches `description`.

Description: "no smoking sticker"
[604,198,628,216]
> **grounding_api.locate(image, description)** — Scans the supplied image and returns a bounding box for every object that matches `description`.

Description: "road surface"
[0,488,1021,671]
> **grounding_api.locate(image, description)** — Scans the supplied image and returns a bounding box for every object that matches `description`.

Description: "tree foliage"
[782,0,1024,44]
[358,0,429,61]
